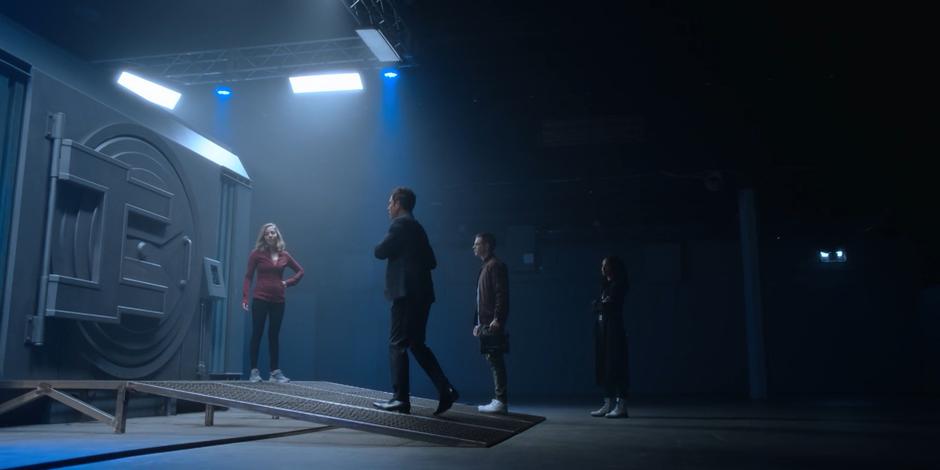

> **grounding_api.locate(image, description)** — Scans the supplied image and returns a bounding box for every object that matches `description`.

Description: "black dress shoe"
[373,399,411,414]
[434,386,459,416]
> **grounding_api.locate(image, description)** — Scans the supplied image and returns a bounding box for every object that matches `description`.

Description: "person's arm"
[600,281,626,310]
[283,252,304,286]
[491,262,509,328]
[472,269,482,336]
[427,243,437,270]
[242,251,258,309]
[374,219,404,260]
[422,226,437,270]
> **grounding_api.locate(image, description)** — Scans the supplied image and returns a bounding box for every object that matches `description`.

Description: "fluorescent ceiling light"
[356,28,401,62]
[289,72,363,93]
[117,71,181,110]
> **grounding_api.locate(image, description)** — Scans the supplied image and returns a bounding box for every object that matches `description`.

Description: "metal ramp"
[0,380,544,447]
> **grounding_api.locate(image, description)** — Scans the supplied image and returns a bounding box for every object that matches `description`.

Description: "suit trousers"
[389,296,450,402]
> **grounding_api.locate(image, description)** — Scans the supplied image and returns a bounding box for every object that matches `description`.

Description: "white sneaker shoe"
[248,368,262,383]
[477,399,508,414]
[268,369,290,384]
[590,398,612,417]
[269,369,290,384]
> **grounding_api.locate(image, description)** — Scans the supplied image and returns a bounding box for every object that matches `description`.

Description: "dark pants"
[250,298,285,370]
[389,296,450,402]
[484,352,508,403]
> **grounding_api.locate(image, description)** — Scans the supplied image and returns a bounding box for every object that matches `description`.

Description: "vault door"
[43,128,200,378]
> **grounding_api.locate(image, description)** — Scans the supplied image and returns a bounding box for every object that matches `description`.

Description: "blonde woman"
[242,223,304,383]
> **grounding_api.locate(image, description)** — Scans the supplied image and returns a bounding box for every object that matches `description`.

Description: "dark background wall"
[170,73,756,401]
[172,65,936,401]
[762,238,926,396]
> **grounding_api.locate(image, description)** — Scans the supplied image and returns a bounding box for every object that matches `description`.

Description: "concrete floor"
[2,399,939,469]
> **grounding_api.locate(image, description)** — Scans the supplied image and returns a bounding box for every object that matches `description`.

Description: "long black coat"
[595,279,629,388]
[374,213,437,302]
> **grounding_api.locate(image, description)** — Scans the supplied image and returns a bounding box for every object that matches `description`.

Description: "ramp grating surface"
[130,381,544,447]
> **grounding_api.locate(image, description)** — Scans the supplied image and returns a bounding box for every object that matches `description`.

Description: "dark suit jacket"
[374,213,437,302]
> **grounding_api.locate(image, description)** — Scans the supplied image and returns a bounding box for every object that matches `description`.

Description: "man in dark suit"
[372,187,459,415]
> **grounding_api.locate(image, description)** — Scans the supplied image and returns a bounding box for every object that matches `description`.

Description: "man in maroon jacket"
[472,232,510,414]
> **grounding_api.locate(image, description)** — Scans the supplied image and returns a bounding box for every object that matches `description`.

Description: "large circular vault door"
[46,124,200,378]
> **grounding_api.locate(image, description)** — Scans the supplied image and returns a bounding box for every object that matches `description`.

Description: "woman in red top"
[242,223,304,383]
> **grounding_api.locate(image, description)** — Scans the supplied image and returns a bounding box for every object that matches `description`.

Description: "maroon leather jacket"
[476,255,509,326]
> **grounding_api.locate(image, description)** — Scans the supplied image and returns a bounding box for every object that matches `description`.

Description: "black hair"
[391,187,416,212]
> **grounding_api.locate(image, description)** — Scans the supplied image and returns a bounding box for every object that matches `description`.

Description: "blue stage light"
[383,71,399,79]
[215,86,233,97]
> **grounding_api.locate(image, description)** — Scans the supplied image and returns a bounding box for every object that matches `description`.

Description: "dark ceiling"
[0,0,357,59]
[1,0,929,241]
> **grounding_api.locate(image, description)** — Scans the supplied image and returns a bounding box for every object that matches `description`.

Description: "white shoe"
[605,398,628,418]
[269,369,290,383]
[590,398,612,417]
[248,368,262,383]
[477,398,509,414]
[477,399,508,414]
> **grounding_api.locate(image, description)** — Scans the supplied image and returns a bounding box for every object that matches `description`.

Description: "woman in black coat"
[591,255,629,418]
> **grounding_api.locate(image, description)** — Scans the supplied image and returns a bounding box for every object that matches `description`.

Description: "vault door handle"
[180,236,192,287]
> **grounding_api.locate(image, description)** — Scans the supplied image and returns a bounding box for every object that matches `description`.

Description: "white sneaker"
[248,368,262,383]
[477,399,507,414]
[269,369,290,384]
[590,398,612,417]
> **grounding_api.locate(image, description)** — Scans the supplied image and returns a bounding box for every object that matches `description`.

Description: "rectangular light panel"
[356,28,401,62]
[289,72,364,93]
[117,71,181,109]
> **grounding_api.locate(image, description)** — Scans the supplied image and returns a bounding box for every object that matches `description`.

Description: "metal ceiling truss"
[95,0,412,86]
[340,0,411,60]
[94,36,378,86]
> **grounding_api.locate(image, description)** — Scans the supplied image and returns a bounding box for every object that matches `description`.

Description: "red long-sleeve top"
[242,249,304,304]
